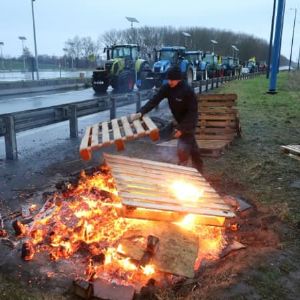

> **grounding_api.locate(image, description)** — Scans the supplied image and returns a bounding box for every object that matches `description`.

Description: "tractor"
[247,57,258,73]
[221,56,241,76]
[92,44,153,94]
[202,52,222,78]
[185,50,208,80]
[152,46,194,87]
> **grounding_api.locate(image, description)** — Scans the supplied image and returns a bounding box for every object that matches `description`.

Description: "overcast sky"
[0,0,299,61]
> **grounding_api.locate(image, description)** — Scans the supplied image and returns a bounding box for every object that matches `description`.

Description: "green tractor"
[202,52,222,78]
[92,44,154,94]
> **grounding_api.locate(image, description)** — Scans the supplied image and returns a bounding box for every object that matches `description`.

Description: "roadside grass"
[205,71,300,224]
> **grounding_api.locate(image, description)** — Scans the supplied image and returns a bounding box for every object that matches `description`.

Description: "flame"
[141,264,155,276]
[170,180,203,202]
[22,169,156,287]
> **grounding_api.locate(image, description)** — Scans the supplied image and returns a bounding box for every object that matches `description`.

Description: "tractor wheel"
[116,70,134,93]
[185,68,193,86]
[92,79,109,94]
[139,71,154,90]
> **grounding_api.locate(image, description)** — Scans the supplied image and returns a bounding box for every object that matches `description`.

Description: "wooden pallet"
[281,145,300,161]
[104,153,235,226]
[80,115,159,160]
[196,93,241,156]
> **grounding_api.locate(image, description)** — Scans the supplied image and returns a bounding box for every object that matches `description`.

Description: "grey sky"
[1,0,299,61]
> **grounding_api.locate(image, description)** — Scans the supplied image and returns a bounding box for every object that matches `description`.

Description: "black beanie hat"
[166,66,182,80]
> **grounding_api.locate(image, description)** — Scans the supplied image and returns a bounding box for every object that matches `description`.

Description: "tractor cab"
[152,46,194,87]
[92,44,153,94]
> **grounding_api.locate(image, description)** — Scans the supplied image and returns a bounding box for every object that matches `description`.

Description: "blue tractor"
[152,46,194,87]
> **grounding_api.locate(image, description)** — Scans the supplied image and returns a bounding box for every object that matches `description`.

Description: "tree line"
[1,26,289,70]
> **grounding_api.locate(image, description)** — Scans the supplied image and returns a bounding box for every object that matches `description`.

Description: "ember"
[17,165,227,292]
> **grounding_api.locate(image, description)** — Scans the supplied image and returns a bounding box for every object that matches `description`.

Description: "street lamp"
[297,45,300,70]
[0,42,4,70]
[63,48,68,69]
[31,0,39,80]
[126,16,139,44]
[210,39,218,53]
[182,32,191,49]
[68,42,75,70]
[288,8,297,71]
[18,36,27,72]
[231,45,239,58]
[125,16,139,29]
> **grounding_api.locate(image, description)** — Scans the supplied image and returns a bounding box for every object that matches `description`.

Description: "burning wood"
[140,235,159,267]
[14,158,229,292]
[0,229,8,238]
[21,241,35,261]
[12,220,27,236]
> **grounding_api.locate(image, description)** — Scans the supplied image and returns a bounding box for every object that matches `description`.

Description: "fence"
[0,72,262,160]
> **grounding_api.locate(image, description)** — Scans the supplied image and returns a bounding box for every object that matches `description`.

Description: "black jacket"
[139,81,198,134]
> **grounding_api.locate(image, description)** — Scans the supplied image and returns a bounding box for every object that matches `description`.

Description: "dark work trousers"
[177,134,203,173]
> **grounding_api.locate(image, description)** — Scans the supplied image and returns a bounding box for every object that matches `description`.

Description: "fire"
[141,264,155,276]
[22,169,156,287]
[170,180,203,202]
[20,168,227,287]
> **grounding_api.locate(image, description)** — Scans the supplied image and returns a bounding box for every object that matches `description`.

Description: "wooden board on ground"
[281,145,300,161]
[79,115,159,160]
[104,153,235,226]
[119,220,199,278]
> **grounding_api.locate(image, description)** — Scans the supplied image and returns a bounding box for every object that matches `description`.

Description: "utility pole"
[297,45,300,70]
[288,8,297,71]
[268,0,285,93]
[31,0,39,80]
[267,0,277,79]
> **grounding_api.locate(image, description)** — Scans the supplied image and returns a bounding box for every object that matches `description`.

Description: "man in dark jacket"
[131,66,203,173]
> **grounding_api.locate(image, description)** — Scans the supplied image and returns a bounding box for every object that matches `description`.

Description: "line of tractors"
[91,44,246,94]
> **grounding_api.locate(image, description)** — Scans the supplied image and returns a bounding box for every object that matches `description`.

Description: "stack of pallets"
[196,93,241,157]
[104,153,235,227]
[80,115,159,160]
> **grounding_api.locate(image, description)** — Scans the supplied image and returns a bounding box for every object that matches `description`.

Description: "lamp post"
[31,0,39,80]
[68,42,75,70]
[125,16,139,44]
[182,32,191,49]
[210,40,218,53]
[288,8,297,71]
[231,45,239,58]
[63,48,68,69]
[0,42,4,70]
[19,36,27,72]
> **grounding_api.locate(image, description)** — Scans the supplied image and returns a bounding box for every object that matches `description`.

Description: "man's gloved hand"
[174,129,182,139]
[130,112,142,122]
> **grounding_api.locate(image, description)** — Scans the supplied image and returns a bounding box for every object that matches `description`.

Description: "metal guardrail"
[0,72,262,160]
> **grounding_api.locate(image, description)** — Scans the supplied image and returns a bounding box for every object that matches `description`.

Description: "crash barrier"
[0,72,263,160]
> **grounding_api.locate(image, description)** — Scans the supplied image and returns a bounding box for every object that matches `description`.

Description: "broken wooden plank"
[119,220,198,278]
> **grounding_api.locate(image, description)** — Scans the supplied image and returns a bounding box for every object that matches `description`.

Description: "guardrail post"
[205,79,209,92]
[110,96,116,120]
[69,105,78,138]
[136,91,141,112]
[198,81,202,94]
[4,115,18,160]
[216,77,219,88]
[211,78,214,90]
